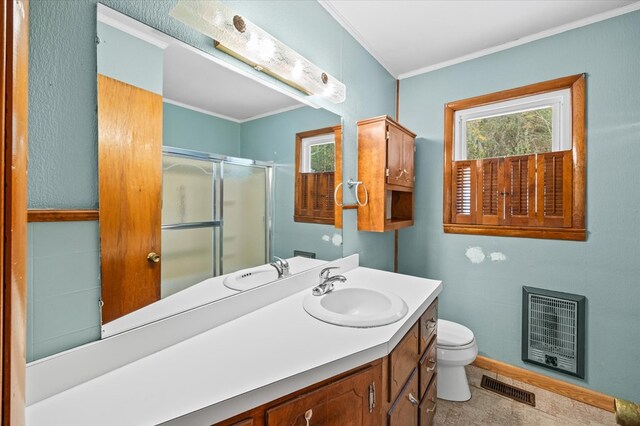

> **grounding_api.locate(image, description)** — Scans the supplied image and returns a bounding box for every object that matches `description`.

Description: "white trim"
[163,98,242,123]
[97,4,170,50]
[399,1,640,80]
[318,0,397,77]
[301,133,336,172]
[163,98,306,124]
[453,89,571,161]
[240,104,306,123]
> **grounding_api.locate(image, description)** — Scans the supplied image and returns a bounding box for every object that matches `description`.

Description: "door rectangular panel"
[161,227,214,298]
[222,163,268,274]
[162,155,215,224]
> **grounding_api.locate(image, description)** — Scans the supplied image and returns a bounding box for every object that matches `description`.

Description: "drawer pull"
[304,409,312,426]
[426,397,436,413]
[408,392,419,406]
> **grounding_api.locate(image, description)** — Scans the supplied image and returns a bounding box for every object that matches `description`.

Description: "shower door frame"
[162,146,273,277]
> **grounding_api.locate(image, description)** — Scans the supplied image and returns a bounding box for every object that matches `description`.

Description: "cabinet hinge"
[385,168,389,177]
[369,382,376,413]
[386,131,390,141]
[414,145,417,152]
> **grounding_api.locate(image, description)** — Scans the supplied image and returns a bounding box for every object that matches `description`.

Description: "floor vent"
[480,375,536,407]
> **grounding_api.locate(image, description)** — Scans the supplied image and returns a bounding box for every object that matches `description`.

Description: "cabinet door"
[388,368,419,426]
[266,364,381,426]
[402,132,415,188]
[386,124,405,187]
[419,375,437,426]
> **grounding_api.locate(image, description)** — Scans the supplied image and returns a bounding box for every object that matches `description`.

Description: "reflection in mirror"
[96,6,343,337]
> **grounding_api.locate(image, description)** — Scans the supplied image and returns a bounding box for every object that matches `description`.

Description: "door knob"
[147,252,161,263]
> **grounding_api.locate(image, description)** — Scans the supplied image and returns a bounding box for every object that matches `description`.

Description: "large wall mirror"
[95,6,343,336]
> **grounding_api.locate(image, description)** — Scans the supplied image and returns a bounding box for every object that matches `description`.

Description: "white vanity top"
[26,262,441,425]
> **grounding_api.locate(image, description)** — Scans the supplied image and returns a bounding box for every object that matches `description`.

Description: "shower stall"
[161,147,273,298]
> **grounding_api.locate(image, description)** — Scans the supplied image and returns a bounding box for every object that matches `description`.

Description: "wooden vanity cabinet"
[385,298,438,426]
[357,116,416,232]
[266,362,381,426]
[214,298,438,426]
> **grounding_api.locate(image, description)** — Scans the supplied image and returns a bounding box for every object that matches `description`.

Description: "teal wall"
[97,21,163,95]
[163,102,241,156]
[241,107,343,261]
[399,11,640,400]
[27,0,395,361]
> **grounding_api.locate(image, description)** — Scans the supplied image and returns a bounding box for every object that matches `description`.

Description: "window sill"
[443,224,586,241]
[294,215,334,225]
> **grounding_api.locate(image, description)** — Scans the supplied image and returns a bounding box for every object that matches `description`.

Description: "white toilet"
[437,319,478,401]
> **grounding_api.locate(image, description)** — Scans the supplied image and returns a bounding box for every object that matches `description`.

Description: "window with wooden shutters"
[443,75,585,241]
[294,127,339,225]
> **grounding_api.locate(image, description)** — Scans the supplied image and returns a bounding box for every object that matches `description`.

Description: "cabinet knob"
[147,252,161,263]
[408,392,419,406]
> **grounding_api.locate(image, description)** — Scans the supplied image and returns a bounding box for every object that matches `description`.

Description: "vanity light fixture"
[170,0,346,103]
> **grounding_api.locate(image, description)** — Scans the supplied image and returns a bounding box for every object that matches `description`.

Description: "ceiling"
[98,5,305,123]
[320,0,640,78]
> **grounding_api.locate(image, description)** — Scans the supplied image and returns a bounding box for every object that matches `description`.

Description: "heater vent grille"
[481,375,536,406]
[522,287,585,378]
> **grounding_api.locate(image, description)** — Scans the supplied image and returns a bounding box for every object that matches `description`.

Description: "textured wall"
[163,102,241,156]
[97,21,163,95]
[241,107,343,261]
[399,11,640,400]
[27,0,396,361]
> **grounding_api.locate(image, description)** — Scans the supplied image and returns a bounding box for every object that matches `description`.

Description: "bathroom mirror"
[96,6,343,335]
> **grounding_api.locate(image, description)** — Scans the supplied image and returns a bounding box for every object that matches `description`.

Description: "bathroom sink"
[303,287,408,328]
[223,265,279,291]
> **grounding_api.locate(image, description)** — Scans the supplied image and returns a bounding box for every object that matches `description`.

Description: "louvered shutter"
[504,155,536,226]
[476,158,503,225]
[537,151,572,227]
[296,172,334,221]
[451,161,476,224]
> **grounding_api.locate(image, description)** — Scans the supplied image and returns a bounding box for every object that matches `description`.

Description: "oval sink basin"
[223,266,279,291]
[303,287,408,328]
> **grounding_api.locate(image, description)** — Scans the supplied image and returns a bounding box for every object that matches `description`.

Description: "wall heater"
[522,286,585,378]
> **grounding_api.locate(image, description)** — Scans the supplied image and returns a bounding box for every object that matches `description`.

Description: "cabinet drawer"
[388,322,419,402]
[419,299,438,354]
[265,364,381,426]
[419,338,437,399]
[419,375,437,426]
[387,368,419,426]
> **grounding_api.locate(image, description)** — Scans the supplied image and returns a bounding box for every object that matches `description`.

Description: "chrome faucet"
[312,266,346,296]
[270,256,290,279]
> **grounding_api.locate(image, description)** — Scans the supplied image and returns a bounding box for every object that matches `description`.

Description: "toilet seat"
[438,338,476,350]
[437,319,474,347]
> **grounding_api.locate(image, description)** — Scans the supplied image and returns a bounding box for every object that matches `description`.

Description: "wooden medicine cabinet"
[357,116,416,232]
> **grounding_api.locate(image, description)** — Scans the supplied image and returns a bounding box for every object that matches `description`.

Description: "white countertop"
[27,266,441,425]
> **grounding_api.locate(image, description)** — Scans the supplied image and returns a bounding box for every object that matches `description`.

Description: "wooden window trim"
[443,74,585,241]
[294,126,340,225]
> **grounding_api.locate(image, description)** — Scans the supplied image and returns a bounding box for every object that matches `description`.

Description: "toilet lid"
[437,319,474,347]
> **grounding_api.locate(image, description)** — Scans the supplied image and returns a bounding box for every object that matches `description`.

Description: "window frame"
[454,88,572,161]
[443,74,586,241]
[294,126,340,225]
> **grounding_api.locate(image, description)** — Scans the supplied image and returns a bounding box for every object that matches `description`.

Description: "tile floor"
[433,365,617,425]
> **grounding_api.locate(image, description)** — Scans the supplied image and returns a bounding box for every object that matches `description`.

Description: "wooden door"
[386,124,404,187]
[98,74,162,324]
[388,369,419,425]
[2,0,29,423]
[401,132,414,188]
[266,364,381,426]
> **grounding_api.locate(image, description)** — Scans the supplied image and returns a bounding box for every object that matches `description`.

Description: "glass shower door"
[161,154,219,298]
[221,162,270,274]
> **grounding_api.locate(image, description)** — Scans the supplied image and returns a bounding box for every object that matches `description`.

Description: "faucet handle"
[319,266,340,280]
[273,256,289,268]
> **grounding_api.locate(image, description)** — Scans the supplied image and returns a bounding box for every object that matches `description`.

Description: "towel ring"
[333,182,343,207]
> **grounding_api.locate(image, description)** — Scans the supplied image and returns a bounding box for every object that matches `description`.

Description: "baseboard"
[472,355,615,413]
